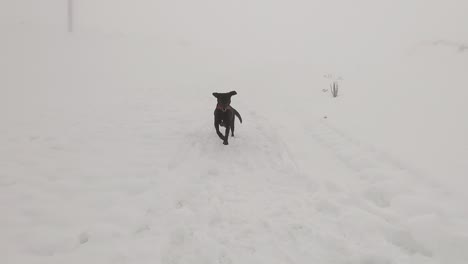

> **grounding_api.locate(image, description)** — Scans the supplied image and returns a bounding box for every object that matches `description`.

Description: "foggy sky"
[1,0,467,70]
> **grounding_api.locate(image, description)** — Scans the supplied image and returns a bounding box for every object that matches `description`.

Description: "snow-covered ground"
[1,1,468,263]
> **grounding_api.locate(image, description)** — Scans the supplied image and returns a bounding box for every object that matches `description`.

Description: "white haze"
[1,1,468,263]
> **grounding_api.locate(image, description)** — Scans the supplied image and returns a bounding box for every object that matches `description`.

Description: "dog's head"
[213,91,237,112]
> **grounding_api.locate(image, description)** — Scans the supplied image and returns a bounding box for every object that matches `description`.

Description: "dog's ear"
[229,91,237,96]
[212,92,219,98]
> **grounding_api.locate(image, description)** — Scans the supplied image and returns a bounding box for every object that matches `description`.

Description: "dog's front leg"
[223,124,230,145]
[215,121,225,141]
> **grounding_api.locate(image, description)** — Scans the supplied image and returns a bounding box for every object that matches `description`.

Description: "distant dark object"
[432,40,468,53]
[324,116,328,119]
[68,0,74,32]
[330,81,339,97]
[212,91,242,145]
[458,45,468,53]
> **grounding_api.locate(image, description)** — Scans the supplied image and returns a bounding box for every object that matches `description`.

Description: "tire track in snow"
[303,119,468,262]
[307,120,433,209]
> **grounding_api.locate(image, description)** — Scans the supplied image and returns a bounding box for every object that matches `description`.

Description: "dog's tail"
[234,109,242,124]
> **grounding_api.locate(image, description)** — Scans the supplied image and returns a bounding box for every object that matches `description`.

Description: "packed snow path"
[2,94,467,264]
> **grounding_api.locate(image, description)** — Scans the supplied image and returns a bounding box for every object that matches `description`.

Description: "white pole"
[68,0,73,32]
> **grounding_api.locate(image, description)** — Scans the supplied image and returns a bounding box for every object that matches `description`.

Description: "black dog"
[213,91,242,145]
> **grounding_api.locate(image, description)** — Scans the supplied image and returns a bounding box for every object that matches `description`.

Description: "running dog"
[212,91,242,145]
